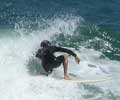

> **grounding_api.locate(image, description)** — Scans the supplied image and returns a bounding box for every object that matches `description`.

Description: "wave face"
[0,0,120,60]
[0,0,120,100]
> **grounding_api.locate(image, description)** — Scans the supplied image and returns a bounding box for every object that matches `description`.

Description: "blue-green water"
[0,0,120,100]
[0,0,120,60]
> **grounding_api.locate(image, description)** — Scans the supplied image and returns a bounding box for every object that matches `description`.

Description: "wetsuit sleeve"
[36,49,42,59]
[53,46,77,57]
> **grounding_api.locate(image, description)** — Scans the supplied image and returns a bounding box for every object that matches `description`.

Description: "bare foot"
[64,75,71,80]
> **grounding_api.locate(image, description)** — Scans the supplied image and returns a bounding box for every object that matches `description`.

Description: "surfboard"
[65,77,112,83]
[65,73,112,83]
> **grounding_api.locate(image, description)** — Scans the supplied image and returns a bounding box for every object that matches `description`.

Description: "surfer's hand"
[75,56,80,64]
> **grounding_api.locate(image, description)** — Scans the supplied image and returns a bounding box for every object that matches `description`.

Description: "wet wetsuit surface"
[36,46,76,73]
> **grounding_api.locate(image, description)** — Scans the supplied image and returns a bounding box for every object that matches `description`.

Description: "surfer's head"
[40,40,51,48]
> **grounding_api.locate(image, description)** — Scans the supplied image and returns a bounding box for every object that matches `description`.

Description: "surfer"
[36,40,80,80]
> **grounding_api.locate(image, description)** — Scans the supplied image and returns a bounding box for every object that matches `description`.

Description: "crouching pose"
[36,40,80,80]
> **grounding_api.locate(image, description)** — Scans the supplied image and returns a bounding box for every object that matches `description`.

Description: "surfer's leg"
[52,55,70,80]
[63,55,71,80]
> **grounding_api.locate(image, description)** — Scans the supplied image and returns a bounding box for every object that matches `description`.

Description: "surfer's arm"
[53,46,76,57]
[36,49,42,59]
[53,46,80,64]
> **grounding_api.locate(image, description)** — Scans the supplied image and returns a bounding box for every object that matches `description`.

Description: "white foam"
[0,17,120,100]
[68,47,120,94]
[0,17,83,100]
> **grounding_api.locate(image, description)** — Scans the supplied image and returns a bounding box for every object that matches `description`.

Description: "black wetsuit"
[36,46,76,73]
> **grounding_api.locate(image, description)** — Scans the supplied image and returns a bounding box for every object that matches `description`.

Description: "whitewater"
[0,17,120,100]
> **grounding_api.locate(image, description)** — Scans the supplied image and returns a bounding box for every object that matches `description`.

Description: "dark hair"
[40,40,51,47]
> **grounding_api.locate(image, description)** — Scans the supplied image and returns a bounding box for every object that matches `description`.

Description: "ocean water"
[0,0,120,100]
